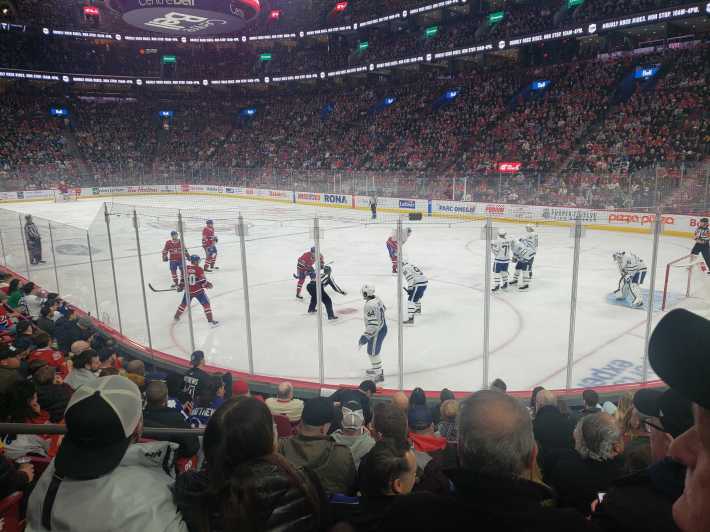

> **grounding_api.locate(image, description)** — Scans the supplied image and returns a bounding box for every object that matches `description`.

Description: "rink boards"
[0,183,702,239]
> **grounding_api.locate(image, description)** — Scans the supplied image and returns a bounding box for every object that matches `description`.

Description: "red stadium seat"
[273,414,295,438]
[29,456,51,479]
[0,491,25,532]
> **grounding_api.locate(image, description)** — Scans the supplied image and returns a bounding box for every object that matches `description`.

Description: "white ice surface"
[2,195,706,392]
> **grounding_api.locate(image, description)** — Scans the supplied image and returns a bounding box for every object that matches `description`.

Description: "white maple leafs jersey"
[617,252,647,276]
[523,231,539,251]
[512,239,536,262]
[402,263,428,290]
[363,296,387,339]
[492,237,514,262]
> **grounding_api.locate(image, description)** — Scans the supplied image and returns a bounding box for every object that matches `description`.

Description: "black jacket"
[36,383,73,423]
[35,316,55,337]
[533,405,575,472]
[54,318,90,353]
[591,458,684,532]
[173,456,326,532]
[377,470,598,532]
[545,449,626,514]
[143,405,200,458]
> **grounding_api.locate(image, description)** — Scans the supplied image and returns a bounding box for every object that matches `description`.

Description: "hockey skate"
[296,293,304,300]
[613,289,624,300]
[366,368,384,383]
[328,315,338,320]
[509,278,518,286]
[415,305,421,314]
[403,317,415,325]
[501,282,508,289]
[209,320,220,328]
[519,284,529,290]
[492,285,501,292]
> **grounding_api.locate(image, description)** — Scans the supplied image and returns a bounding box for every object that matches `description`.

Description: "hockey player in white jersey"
[612,250,647,308]
[358,284,387,383]
[510,238,536,290]
[402,262,428,324]
[491,229,514,291]
[522,224,538,279]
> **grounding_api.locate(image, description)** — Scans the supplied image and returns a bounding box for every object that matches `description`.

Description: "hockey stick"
[292,260,336,278]
[148,283,177,293]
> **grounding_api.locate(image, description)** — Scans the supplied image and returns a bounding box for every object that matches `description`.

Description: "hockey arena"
[1,191,707,392]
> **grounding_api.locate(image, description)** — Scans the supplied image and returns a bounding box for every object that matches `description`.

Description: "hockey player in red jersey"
[386,227,411,273]
[175,255,218,327]
[162,230,188,287]
[295,247,324,300]
[202,220,218,271]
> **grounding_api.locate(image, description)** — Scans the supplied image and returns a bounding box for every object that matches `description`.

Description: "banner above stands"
[0,184,699,238]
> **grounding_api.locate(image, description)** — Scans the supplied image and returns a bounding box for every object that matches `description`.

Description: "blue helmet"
[206,219,214,225]
[310,246,316,254]
[170,230,178,237]
[190,255,201,263]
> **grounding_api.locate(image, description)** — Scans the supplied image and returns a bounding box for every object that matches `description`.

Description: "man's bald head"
[458,390,535,478]
[391,392,409,413]
[277,381,293,400]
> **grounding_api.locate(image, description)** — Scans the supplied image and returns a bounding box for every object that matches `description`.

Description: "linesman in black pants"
[691,217,710,273]
[307,265,346,320]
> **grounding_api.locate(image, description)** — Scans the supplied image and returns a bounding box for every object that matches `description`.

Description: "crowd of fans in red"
[1,43,707,211]
[1,267,709,532]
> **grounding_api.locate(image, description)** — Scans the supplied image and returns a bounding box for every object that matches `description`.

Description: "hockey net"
[661,254,709,311]
[53,189,79,202]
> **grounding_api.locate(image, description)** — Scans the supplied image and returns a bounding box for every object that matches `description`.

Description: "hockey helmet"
[310,246,316,254]
[406,227,412,234]
[525,224,535,232]
[189,255,201,263]
[323,265,332,275]
[700,217,709,225]
[361,283,375,299]
[25,214,32,221]
[612,250,625,261]
[170,230,178,237]
[498,229,507,238]
[206,219,214,225]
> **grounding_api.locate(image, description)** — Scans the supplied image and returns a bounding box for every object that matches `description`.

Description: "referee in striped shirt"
[691,217,710,273]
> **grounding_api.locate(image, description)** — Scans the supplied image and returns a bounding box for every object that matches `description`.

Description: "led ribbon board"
[110,0,261,35]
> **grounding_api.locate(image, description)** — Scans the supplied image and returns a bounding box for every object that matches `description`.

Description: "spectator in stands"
[35,304,55,337]
[64,349,99,391]
[279,396,357,495]
[5,279,22,309]
[98,346,119,371]
[331,400,376,470]
[647,309,710,532]
[437,399,459,443]
[533,389,574,473]
[18,282,46,319]
[431,388,454,425]
[371,402,408,443]
[547,413,626,514]
[143,380,199,458]
[409,388,427,409]
[1,380,50,459]
[490,378,507,393]
[33,364,72,423]
[231,379,250,397]
[342,438,419,530]
[329,380,376,428]
[591,387,693,532]
[27,332,68,380]
[0,343,21,395]
[408,405,447,465]
[174,397,325,531]
[186,374,225,429]
[581,389,602,416]
[391,391,409,413]
[529,385,545,417]
[0,452,34,499]
[125,359,146,391]
[14,321,34,344]
[265,381,304,422]
[182,350,210,405]
[26,375,188,531]
[53,309,85,353]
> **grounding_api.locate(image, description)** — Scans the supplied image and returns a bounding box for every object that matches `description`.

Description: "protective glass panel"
[0,209,30,279]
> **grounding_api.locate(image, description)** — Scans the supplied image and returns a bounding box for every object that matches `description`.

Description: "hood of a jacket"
[409,431,448,453]
[285,434,337,467]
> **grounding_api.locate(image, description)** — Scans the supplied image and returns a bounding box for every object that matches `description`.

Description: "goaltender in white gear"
[402,262,428,324]
[358,284,387,383]
[612,250,647,308]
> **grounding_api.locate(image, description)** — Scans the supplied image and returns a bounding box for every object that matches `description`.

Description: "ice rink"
[2,194,707,392]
